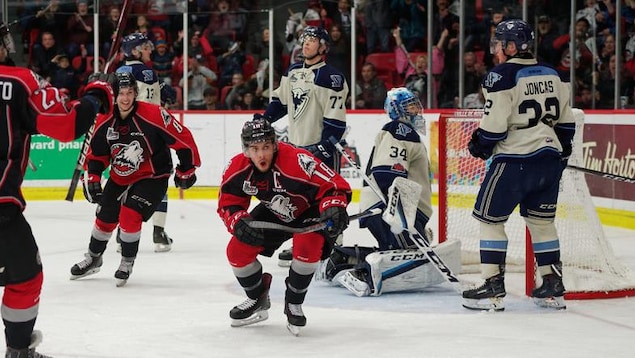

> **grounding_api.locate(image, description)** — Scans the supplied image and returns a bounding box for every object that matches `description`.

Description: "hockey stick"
[329,137,463,293]
[65,0,133,202]
[249,208,382,233]
[566,165,635,184]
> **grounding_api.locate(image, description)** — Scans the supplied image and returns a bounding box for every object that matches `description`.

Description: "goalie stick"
[248,208,382,233]
[566,165,635,184]
[329,137,463,293]
[65,0,133,202]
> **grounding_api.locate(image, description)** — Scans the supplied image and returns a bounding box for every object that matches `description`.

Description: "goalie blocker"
[316,239,461,297]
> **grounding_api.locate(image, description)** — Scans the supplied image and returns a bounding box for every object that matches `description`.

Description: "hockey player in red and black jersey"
[116,32,175,253]
[462,20,575,311]
[254,25,349,266]
[0,23,114,357]
[218,119,351,335]
[69,72,200,287]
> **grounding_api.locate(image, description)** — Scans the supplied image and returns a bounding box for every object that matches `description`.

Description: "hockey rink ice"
[17,199,635,358]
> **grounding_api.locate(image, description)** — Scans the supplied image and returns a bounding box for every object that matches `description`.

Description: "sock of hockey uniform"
[3,272,42,349]
[232,262,266,299]
[286,261,319,304]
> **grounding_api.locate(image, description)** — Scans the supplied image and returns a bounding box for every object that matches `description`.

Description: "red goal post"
[437,109,635,299]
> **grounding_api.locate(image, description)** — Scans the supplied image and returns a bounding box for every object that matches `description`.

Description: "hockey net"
[437,109,635,299]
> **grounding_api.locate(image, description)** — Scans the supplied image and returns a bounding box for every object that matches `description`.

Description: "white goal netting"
[438,109,635,298]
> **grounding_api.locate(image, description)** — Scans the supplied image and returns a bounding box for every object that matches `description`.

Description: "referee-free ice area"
[18,199,635,358]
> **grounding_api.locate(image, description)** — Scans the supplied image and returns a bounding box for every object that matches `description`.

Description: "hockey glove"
[302,142,333,163]
[229,211,266,247]
[174,166,197,189]
[468,129,492,160]
[82,173,103,204]
[320,197,349,243]
[83,75,115,114]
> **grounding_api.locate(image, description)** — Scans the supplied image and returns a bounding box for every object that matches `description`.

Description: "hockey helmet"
[241,118,276,152]
[384,87,425,130]
[492,19,534,54]
[0,22,16,53]
[299,26,330,51]
[121,32,153,58]
[114,71,138,95]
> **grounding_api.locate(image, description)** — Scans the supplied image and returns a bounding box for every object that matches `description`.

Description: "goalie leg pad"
[383,177,422,234]
[365,240,462,296]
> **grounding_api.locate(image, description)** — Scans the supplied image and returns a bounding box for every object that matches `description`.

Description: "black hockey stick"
[249,208,382,233]
[65,0,133,201]
[330,137,463,293]
[566,165,635,184]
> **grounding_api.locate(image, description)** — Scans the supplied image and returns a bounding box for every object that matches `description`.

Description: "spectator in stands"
[65,0,94,58]
[598,33,616,72]
[134,15,154,41]
[287,24,305,66]
[50,52,83,99]
[151,39,175,85]
[596,54,634,109]
[436,16,462,108]
[391,0,427,52]
[462,83,485,109]
[224,72,250,109]
[432,0,457,45]
[247,27,284,78]
[574,84,598,109]
[304,0,333,30]
[204,87,223,110]
[467,6,506,69]
[30,31,61,80]
[536,15,561,67]
[187,30,214,67]
[463,51,487,98]
[355,62,388,109]
[330,0,353,38]
[361,0,393,54]
[207,0,244,51]
[217,41,246,88]
[31,0,66,43]
[180,56,217,110]
[326,24,351,85]
[404,54,428,107]
[99,5,120,58]
[0,36,15,65]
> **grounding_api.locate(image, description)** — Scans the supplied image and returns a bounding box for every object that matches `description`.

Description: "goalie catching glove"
[82,173,102,204]
[227,210,266,247]
[320,196,349,243]
[174,166,197,189]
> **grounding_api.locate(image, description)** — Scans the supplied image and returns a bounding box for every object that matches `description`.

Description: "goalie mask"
[384,87,425,132]
[241,118,277,153]
[0,22,16,54]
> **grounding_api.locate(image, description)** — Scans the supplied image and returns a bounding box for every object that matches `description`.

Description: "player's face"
[117,87,136,113]
[246,141,276,172]
[302,36,322,61]
[139,41,154,62]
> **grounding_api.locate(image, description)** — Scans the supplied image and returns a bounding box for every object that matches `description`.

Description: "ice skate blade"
[116,278,128,287]
[69,267,100,280]
[278,259,292,267]
[462,297,505,312]
[230,310,269,327]
[533,296,566,310]
[154,243,172,253]
[287,323,302,336]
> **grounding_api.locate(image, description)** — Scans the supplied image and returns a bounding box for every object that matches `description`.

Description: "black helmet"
[0,22,16,53]
[241,119,276,151]
[114,71,138,96]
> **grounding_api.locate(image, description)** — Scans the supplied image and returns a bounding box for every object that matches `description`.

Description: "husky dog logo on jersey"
[111,140,144,176]
[297,153,317,176]
[289,69,314,121]
[266,194,297,222]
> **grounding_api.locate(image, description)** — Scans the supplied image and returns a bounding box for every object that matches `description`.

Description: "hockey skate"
[462,271,506,312]
[4,330,52,358]
[114,257,135,287]
[284,301,306,336]
[153,227,173,253]
[278,247,292,267]
[532,263,566,310]
[230,273,272,327]
[69,252,103,280]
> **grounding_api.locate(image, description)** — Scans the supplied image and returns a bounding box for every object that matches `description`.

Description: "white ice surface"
[11,200,635,358]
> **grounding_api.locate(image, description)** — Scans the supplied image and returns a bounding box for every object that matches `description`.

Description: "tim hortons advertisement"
[582,123,635,201]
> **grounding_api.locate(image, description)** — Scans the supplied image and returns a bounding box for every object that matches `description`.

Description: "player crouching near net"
[69,72,200,287]
[218,119,351,335]
[316,88,461,296]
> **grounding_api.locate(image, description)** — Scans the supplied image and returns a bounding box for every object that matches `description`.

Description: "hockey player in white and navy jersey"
[255,25,349,266]
[316,88,461,297]
[462,19,575,311]
[116,33,174,253]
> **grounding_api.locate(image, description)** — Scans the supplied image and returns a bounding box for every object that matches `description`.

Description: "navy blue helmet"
[121,33,153,58]
[492,19,534,53]
[299,26,330,49]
